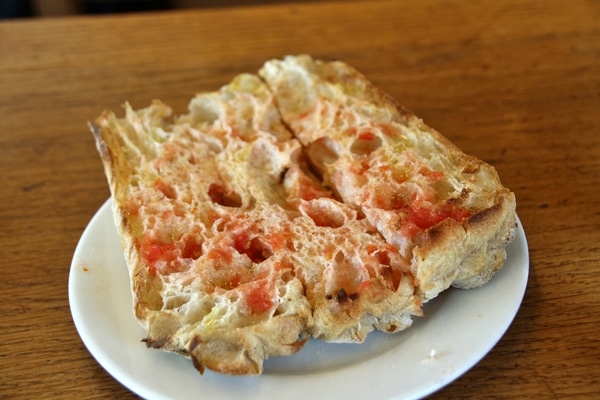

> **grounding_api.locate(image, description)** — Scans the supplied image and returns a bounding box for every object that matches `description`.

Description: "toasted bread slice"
[92,55,516,375]
[259,55,517,301]
[91,72,422,375]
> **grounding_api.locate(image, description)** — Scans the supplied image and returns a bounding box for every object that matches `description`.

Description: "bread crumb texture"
[91,55,516,375]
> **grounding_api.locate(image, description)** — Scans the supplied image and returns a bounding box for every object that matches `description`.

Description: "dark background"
[0,0,327,19]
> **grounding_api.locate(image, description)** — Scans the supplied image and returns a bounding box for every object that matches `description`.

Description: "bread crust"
[91,56,516,375]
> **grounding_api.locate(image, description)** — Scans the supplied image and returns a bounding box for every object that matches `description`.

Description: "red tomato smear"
[139,236,179,277]
[233,231,251,254]
[405,204,470,231]
[365,244,379,254]
[349,159,370,175]
[230,275,242,288]
[207,245,234,264]
[268,232,287,252]
[246,285,273,314]
[140,233,203,276]
[358,131,376,141]
[181,235,203,260]
[208,183,227,204]
[375,249,392,266]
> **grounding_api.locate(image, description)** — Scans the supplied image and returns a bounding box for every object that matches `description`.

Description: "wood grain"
[1,0,599,398]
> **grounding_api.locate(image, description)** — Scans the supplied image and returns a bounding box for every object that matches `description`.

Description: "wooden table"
[2,0,599,398]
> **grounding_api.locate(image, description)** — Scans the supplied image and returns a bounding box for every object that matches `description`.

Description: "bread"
[259,55,517,301]
[91,55,516,375]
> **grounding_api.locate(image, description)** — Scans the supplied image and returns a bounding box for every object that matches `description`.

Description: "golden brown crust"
[413,191,516,300]
[91,55,516,375]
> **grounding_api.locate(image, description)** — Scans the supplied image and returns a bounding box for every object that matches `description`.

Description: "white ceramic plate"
[69,199,528,400]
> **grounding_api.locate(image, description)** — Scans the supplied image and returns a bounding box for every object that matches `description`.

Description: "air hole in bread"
[299,199,347,228]
[350,131,382,155]
[278,285,288,299]
[181,235,203,260]
[375,250,402,291]
[273,292,293,316]
[212,219,227,233]
[306,136,340,177]
[208,183,242,207]
[278,167,289,184]
[273,303,287,316]
[375,250,391,266]
[290,147,326,186]
[280,270,294,283]
[323,251,367,303]
[234,236,273,264]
